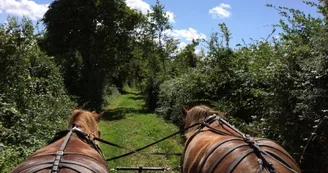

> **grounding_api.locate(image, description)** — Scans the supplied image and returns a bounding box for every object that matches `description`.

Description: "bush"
[0,17,74,172]
[157,68,214,124]
[141,77,162,112]
[102,85,121,106]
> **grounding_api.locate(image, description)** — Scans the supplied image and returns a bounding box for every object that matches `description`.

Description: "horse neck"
[209,120,242,137]
[185,117,244,139]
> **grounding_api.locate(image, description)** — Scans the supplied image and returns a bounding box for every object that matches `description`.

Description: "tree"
[42,0,142,110]
[149,0,172,76]
[171,40,200,76]
[129,0,178,111]
[219,23,231,48]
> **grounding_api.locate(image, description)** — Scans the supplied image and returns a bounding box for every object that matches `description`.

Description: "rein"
[94,122,202,161]
[94,115,299,173]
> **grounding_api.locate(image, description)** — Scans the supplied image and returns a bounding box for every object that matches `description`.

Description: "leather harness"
[11,126,109,173]
[182,115,300,173]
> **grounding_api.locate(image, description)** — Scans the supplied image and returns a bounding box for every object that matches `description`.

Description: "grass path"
[99,88,183,172]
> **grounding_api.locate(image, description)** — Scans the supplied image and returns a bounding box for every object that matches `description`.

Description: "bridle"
[12,125,109,173]
[182,115,300,173]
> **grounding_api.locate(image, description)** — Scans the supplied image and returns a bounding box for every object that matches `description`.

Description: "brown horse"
[181,105,301,173]
[11,109,109,173]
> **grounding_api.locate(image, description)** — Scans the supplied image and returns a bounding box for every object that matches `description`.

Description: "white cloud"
[174,42,204,55]
[195,48,202,55]
[165,11,175,23]
[178,42,187,50]
[125,0,151,14]
[209,3,231,19]
[164,28,206,41]
[219,3,231,9]
[125,0,175,24]
[0,0,48,20]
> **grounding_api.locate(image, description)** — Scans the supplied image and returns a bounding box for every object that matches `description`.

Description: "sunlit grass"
[100,88,183,172]
[105,88,144,111]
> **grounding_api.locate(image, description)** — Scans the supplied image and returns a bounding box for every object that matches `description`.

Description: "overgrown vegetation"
[0,17,74,171]
[1,0,328,172]
[156,2,328,172]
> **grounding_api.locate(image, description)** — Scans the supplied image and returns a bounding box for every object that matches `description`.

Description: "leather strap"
[27,164,52,173]
[56,160,101,173]
[207,143,249,173]
[12,160,57,173]
[51,128,74,172]
[226,149,255,173]
[12,127,109,173]
[197,138,243,173]
[258,144,298,167]
[183,115,300,173]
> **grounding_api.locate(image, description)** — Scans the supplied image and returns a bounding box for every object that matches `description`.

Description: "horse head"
[182,105,225,138]
[68,109,103,140]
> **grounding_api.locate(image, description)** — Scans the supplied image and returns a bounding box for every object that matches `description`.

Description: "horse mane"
[184,105,226,138]
[68,109,101,137]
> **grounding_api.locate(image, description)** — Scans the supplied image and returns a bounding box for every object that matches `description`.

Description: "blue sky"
[0,0,322,49]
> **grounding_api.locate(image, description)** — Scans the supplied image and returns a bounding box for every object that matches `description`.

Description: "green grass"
[105,93,144,110]
[100,88,183,172]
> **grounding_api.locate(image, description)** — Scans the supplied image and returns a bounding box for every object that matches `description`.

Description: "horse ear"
[95,112,104,122]
[73,104,79,114]
[181,106,188,118]
[73,109,79,114]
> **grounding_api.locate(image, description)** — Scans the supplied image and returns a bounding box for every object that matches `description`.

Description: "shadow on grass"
[102,107,150,121]
[121,89,140,95]
[127,94,144,101]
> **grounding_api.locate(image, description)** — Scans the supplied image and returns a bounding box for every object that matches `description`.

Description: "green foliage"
[157,68,212,124]
[260,4,328,171]
[0,17,74,172]
[42,0,143,110]
[157,3,328,171]
[134,0,178,112]
[170,40,199,76]
[218,23,231,48]
[102,85,121,107]
[142,77,162,111]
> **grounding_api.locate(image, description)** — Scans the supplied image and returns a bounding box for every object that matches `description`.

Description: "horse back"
[183,131,301,173]
[11,136,109,173]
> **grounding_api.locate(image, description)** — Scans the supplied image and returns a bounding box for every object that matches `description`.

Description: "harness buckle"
[51,166,59,172]
[204,115,217,124]
[56,151,64,156]
[89,133,96,140]
[243,134,253,143]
